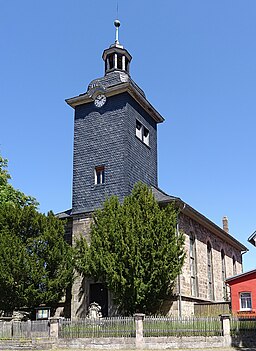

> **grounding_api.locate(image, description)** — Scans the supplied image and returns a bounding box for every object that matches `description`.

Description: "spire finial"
[114,19,120,44]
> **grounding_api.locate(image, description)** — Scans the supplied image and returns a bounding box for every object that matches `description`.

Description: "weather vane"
[114,0,120,44]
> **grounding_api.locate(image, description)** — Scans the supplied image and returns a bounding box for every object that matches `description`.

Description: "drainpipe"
[178,273,182,318]
[241,250,248,273]
[176,203,186,318]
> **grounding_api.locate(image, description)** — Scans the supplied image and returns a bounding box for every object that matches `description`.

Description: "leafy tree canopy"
[75,182,185,315]
[0,155,37,207]
[0,155,73,314]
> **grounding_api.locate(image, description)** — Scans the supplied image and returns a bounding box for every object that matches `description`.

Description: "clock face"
[94,94,106,108]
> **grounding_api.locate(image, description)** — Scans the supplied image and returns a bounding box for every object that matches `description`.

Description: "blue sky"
[1,1,256,271]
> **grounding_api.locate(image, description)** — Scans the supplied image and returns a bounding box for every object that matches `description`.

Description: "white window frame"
[136,120,142,140]
[143,126,149,146]
[95,166,105,185]
[240,292,252,311]
[136,120,149,146]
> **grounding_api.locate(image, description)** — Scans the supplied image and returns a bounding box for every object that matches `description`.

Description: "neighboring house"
[57,21,247,318]
[226,270,256,316]
[225,232,256,316]
[248,231,256,247]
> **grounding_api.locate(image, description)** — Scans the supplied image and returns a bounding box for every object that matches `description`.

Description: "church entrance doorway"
[89,283,108,317]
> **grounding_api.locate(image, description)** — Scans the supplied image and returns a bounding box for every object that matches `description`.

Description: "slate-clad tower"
[66,21,164,214]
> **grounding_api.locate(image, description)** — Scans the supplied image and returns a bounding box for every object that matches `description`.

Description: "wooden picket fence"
[230,315,256,336]
[59,316,222,338]
[59,316,135,338]
[0,320,49,339]
[143,316,222,337]
[1,315,256,341]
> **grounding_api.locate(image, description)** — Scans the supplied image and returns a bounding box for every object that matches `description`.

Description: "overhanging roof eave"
[65,82,164,124]
[153,188,247,252]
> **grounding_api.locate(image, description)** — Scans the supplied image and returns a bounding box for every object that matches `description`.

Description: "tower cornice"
[65,81,164,123]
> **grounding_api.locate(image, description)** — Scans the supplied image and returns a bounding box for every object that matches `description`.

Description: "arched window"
[221,249,227,300]
[190,233,198,296]
[232,256,237,276]
[117,54,122,69]
[108,54,114,69]
[207,242,214,300]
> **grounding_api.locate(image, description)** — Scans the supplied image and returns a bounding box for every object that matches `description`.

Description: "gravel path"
[44,348,256,351]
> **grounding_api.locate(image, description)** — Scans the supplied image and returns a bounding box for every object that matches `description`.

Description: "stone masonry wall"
[70,210,243,318]
[71,213,93,318]
[179,212,242,303]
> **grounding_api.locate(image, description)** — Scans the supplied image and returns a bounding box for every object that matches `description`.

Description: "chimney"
[222,216,229,233]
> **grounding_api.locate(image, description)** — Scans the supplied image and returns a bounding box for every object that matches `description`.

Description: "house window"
[190,233,198,296]
[207,242,214,300]
[240,292,252,311]
[221,250,227,300]
[95,166,105,185]
[136,120,149,146]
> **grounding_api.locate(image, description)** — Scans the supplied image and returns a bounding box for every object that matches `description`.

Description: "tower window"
[136,120,149,146]
[108,54,114,69]
[136,120,142,140]
[95,166,105,185]
[143,127,149,146]
[125,57,129,71]
[117,54,122,69]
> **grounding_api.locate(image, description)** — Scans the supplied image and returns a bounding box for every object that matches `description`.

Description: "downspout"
[241,250,248,273]
[176,203,186,318]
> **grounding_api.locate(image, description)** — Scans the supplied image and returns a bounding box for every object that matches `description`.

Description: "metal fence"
[0,320,49,339]
[59,317,135,338]
[143,316,222,337]
[230,316,256,337]
[59,316,222,339]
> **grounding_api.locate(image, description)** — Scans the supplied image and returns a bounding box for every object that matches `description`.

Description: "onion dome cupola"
[102,20,132,75]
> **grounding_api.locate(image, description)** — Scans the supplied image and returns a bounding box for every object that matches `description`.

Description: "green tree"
[0,155,73,314]
[75,182,185,315]
[0,155,37,207]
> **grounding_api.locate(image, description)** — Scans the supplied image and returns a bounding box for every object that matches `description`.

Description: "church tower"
[66,21,164,214]
[65,21,165,317]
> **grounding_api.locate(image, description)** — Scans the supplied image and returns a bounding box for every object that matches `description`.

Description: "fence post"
[27,319,32,339]
[134,313,145,349]
[220,314,231,347]
[49,317,60,339]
